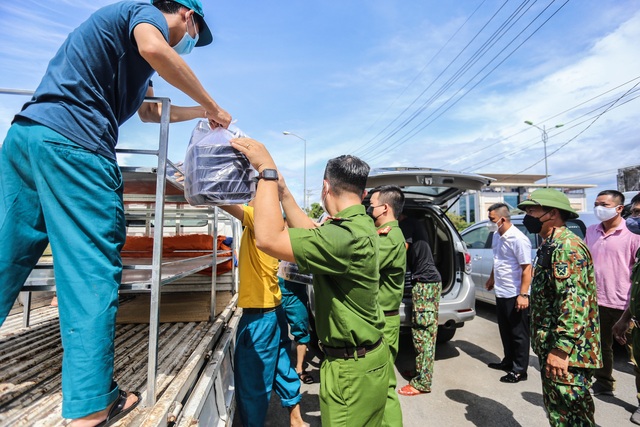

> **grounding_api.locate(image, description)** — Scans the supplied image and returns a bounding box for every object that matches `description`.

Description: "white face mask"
[173,15,199,55]
[594,205,619,222]
[487,218,502,233]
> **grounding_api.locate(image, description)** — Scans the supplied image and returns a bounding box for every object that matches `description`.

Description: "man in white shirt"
[485,203,533,383]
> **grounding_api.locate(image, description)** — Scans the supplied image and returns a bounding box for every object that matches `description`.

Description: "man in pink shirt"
[585,190,640,396]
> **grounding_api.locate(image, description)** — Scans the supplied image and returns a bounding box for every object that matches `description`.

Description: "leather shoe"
[488,361,511,371]
[500,371,527,383]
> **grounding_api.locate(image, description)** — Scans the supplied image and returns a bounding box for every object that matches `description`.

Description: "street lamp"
[524,121,564,188]
[282,131,307,211]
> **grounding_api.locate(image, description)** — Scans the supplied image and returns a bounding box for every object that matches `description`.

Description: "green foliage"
[308,202,324,220]
[447,212,471,231]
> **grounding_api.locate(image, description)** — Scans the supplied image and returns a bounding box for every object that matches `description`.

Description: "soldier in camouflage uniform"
[367,185,407,427]
[518,188,602,427]
[398,238,442,396]
[612,193,640,425]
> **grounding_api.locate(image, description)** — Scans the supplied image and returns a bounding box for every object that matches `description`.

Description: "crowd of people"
[486,188,640,426]
[1,0,640,426]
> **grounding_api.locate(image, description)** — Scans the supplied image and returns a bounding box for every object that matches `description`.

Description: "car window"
[462,226,491,249]
[514,224,538,248]
[566,219,586,239]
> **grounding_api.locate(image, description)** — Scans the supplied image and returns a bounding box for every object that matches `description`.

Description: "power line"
[351,0,489,154]
[439,75,640,169]
[461,86,640,172]
[495,79,640,181]
[364,0,571,163]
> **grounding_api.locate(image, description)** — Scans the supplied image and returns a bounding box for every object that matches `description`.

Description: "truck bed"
[0,291,238,426]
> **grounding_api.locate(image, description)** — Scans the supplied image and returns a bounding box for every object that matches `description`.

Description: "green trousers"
[382,314,402,427]
[539,357,595,426]
[320,340,390,427]
[410,281,441,392]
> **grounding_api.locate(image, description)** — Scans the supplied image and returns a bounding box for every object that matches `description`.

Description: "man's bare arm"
[133,23,230,128]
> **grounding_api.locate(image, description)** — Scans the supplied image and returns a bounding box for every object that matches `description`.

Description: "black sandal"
[298,371,314,384]
[95,390,141,427]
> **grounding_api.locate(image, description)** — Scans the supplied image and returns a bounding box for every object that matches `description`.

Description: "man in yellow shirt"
[220,203,306,427]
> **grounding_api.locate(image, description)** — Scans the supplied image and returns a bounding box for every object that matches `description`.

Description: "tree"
[308,202,324,220]
[446,212,471,232]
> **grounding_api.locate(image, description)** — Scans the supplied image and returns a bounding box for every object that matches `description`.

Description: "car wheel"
[436,326,456,343]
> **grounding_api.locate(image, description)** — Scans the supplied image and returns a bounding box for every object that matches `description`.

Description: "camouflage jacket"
[530,226,602,368]
[629,248,640,319]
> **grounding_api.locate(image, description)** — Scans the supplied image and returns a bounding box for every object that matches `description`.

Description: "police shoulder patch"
[553,261,570,279]
[378,226,392,235]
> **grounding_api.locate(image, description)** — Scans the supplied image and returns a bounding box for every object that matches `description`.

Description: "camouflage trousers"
[410,281,441,392]
[539,358,595,427]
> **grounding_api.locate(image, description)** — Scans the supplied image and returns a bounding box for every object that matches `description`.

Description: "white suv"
[280,167,493,343]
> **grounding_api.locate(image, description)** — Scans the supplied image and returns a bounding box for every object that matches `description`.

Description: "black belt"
[320,338,383,359]
[383,310,399,317]
[242,306,278,315]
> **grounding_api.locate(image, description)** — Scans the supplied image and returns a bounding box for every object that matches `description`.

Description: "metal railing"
[0,88,226,408]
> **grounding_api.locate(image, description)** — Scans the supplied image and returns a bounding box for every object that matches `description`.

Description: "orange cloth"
[121,234,232,276]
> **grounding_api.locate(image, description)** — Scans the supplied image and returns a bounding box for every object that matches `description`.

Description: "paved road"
[246,301,638,427]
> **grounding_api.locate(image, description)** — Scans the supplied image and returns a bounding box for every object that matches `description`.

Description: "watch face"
[261,169,278,180]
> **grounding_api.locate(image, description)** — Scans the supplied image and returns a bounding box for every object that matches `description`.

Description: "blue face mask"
[173,15,199,55]
[626,217,640,235]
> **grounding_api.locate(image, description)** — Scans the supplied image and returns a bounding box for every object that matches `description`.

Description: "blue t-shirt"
[16,1,169,160]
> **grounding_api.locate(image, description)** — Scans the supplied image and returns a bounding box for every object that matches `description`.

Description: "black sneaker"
[500,371,528,383]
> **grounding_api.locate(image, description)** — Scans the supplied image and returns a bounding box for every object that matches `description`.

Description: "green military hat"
[517,188,579,219]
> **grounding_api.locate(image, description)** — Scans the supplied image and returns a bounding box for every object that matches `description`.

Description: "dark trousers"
[496,296,530,374]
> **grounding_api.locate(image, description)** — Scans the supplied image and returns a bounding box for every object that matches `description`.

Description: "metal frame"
[1,89,239,409]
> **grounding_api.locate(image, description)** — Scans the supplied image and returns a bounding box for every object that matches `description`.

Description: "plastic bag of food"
[184,121,256,206]
[277,261,313,285]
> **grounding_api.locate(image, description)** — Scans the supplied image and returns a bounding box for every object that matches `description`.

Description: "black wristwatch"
[257,169,279,181]
[518,294,529,298]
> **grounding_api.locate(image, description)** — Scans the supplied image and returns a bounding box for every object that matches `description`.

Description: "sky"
[1,0,639,209]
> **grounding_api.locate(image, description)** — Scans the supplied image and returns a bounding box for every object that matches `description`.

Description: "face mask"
[523,212,550,234]
[626,217,640,235]
[173,15,199,55]
[367,205,384,222]
[594,205,619,222]
[487,218,503,233]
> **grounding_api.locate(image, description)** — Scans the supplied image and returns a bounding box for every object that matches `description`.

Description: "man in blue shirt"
[0,1,230,425]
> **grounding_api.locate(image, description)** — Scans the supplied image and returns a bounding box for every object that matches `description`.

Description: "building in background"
[618,165,640,193]
[450,173,595,223]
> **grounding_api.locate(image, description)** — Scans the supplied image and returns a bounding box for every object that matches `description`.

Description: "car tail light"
[464,251,472,274]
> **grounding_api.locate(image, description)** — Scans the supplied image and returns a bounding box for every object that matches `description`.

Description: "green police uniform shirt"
[530,226,602,368]
[289,204,383,348]
[377,220,407,312]
[629,248,640,320]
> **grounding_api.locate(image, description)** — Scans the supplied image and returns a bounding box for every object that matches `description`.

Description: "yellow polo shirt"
[237,205,281,308]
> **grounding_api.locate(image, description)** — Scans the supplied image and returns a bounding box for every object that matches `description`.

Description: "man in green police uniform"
[612,193,640,425]
[367,185,407,427]
[230,137,390,427]
[518,188,602,427]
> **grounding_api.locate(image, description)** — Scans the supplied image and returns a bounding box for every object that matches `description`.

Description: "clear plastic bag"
[184,121,256,206]
[278,261,313,285]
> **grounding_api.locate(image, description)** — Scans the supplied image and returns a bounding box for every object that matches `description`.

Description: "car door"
[366,167,494,205]
[461,223,493,302]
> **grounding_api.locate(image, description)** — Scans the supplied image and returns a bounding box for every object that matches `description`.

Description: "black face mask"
[523,211,550,234]
[366,205,383,222]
